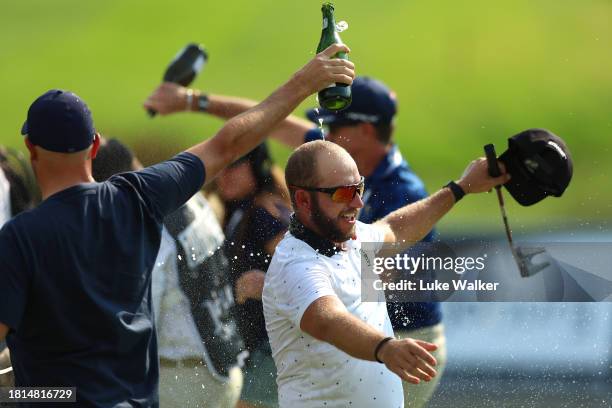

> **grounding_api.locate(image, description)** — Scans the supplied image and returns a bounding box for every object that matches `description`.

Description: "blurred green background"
[1,0,610,234]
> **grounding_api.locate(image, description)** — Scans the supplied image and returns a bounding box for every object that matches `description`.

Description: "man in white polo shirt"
[262,140,509,408]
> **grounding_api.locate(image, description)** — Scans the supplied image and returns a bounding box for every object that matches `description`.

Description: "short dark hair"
[374,122,393,144]
[92,138,134,181]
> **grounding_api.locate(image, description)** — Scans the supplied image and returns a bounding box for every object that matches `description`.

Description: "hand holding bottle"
[316,2,352,111]
[144,82,192,116]
[290,43,355,99]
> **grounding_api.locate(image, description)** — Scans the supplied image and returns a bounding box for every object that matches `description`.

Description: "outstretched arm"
[376,158,511,246]
[144,77,325,149]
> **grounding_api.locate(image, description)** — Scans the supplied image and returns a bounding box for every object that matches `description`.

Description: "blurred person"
[0,44,354,406]
[262,140,509,408]
[92,137,245,408]
[146,75,445,407]
[215,143,290,408]
[0,146,39,387]
[0,146,39,223]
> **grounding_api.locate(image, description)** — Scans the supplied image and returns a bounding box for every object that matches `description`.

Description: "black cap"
[499,129,572,206]
[21,89,95,153]
[306,76,397,126]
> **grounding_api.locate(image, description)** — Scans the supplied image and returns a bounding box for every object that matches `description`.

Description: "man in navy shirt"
[146,75,445,407]
[0,44,354,407]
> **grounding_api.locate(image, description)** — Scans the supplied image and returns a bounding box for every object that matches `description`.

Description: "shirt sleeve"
[357,221,388,254]
[0,224,30,331]
[304,127,325,143]
[112,152,206,222]
[277,263,336,328]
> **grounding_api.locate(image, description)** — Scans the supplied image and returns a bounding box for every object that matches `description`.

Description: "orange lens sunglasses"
[291,177,365,204]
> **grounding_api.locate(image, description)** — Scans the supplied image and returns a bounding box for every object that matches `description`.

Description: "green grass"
[1,0,611,233]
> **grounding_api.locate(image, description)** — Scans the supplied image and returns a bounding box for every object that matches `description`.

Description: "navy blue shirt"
[0,152,205,407]
[305,128,441,330]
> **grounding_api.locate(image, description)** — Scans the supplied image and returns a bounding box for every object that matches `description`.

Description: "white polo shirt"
[263,221,403,408]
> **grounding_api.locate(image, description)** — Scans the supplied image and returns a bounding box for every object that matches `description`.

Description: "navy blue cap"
[21,89,95,153]
[306,76,397,126]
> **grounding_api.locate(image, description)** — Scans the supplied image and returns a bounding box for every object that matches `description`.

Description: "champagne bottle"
[316,2,351,111]
[148,43,208,117]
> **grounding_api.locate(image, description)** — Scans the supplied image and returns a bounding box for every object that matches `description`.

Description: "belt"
[159,357,204,369]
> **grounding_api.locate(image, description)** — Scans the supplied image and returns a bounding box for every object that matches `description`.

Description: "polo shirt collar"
[289,215,342,258]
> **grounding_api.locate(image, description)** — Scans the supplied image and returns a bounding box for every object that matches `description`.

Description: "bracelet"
[374,336,394,363]
[185,89,194,111]
[445,181,466,202]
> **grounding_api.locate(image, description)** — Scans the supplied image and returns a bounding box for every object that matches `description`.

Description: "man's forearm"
[322,312,388,362]
[302,296,387,362]
[205,94,310,148]
[188,76,310,179]
[380,187,456,246]
[214,77,309,155]
[205,94,259,119]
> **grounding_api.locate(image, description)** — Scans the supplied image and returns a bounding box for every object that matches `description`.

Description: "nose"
[349,190,364,209]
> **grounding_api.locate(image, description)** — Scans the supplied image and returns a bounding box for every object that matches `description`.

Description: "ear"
[360,122,379,141]
[25,138,37,160]
[89,133,101,159]
[294,189,312,214]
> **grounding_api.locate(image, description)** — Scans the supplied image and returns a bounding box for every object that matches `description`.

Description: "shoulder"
[264,235,333,303]
[268,235,330,278]
[0,204,46,236]
[355,221,386,244]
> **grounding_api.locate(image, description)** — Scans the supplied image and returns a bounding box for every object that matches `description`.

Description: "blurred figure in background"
[0,146,39,387]
[93,137,246,408]
[215,143,290,408]
[0,146,39,221]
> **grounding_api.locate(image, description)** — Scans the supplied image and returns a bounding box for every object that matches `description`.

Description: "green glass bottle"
[316,2,352,111]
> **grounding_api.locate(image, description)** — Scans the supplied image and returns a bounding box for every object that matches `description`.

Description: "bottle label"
[322,17,328,30]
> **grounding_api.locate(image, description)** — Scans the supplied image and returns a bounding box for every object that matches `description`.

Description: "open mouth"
[340,213,357,224]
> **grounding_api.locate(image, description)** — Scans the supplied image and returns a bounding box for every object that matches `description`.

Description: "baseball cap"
[499,128,573,206]
[306,76,397,126]
[21,89,95,153]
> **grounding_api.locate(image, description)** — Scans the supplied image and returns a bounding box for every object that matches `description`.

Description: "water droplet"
[336,20,349,32]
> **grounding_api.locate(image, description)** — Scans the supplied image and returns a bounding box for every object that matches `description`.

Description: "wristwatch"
[197,93,209,112]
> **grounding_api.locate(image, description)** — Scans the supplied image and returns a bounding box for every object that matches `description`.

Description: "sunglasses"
[291,177,365,203]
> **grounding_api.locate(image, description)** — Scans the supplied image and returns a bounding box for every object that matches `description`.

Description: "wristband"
[185,89,194,111]
[374,336,394,363]
[445,181,465,203]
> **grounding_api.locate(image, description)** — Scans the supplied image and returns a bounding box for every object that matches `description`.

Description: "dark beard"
[310,193,353,243]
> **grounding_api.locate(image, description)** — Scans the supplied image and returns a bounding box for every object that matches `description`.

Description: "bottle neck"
[321,10,336,33]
